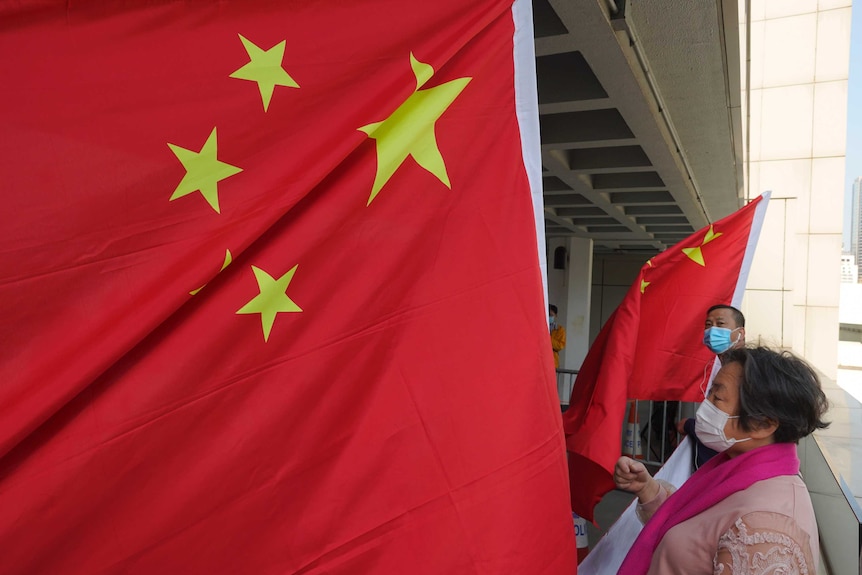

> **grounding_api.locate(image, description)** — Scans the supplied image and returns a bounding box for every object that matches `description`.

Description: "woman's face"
[707,361,755,456]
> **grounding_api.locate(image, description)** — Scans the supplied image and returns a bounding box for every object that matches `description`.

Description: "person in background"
[549,304,566,369]
[677,304,747,471]
[614,347,829,574]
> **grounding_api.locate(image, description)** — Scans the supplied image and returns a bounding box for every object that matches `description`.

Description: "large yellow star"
[168,127,242,213]
[230,34,299,112]
[358,53,471,205]
[682,225,723,266]
[236,264,303,342]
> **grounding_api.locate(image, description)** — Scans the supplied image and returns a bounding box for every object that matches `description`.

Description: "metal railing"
[556,369,579,407]
[628,399,698,467]
[557,369,698,466]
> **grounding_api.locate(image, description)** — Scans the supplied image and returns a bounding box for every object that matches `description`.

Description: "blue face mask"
[702,326,740,354]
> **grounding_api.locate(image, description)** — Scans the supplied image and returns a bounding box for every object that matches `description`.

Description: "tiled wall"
[742,0,850,378]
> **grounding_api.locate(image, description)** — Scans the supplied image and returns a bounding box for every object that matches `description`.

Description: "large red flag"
[563,193,769,521]
[0,2,577,573]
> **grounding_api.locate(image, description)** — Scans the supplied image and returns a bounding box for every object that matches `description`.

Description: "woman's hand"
[614,456,660,503]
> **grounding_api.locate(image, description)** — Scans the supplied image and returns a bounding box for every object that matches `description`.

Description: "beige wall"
[547,237,595,370]
[741,0,851,379]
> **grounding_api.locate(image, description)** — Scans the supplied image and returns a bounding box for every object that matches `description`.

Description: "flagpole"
[731,191,771,310]
[512,0,548,310]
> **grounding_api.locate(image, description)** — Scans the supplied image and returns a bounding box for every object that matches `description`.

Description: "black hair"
[549,304,558,315]
[707,304,745,328]
[723,347,829,443]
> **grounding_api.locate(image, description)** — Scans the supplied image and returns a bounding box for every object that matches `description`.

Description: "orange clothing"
[551,324,566,368]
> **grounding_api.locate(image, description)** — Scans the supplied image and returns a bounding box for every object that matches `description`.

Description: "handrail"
[557,369,698,467]
[555,369,579,407]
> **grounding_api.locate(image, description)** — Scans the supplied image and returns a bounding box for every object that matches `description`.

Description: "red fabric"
[619,442,800,575]
[563,195,765,520]
[0,2,577,573]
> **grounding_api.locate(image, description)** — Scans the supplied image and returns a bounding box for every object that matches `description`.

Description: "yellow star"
[190,249,233,295]
[682,246,705,266]
[358,53,471,205]
[230,34,299,112]
[682,225,723,266]
[168,127,242,213]
[640,279,650,294]
[702,225,723,245]
[236,264,302,342]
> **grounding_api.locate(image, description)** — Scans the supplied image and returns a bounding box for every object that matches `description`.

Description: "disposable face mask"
[694,398,751,452]
[702,326,740,354]
[549,315,555,326]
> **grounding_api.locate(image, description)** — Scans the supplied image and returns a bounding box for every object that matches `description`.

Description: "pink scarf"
[617,442,800,575]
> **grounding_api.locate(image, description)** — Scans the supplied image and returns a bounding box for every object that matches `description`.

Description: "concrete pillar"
[562,237,593,370]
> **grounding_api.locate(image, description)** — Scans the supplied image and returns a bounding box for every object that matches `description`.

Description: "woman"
[613,347,829,574]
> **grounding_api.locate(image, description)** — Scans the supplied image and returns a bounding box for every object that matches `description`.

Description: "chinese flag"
[563,193,769,521]
[0,2,578,573]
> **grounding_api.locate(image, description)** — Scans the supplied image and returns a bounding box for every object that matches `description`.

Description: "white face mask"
[694,398,751,452]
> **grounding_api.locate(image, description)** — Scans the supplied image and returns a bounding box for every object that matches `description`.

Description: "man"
[549,304,566,369]
[702,304,746,357]
[679,304,746,470]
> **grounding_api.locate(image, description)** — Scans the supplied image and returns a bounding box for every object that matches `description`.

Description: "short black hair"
[723,347,829,443]
[707,304,745,327]
[549,304,558,315]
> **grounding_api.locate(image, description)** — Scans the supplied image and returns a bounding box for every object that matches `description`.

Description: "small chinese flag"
[563,193,770,521]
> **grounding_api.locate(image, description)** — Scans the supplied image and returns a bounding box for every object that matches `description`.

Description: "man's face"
[705,307,745,349]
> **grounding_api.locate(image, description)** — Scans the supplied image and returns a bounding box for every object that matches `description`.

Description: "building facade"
[741,1,850,378]
[841,253,858,283]
[853,176,862,270]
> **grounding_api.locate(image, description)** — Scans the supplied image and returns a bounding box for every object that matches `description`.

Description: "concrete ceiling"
[534,0,744,253]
